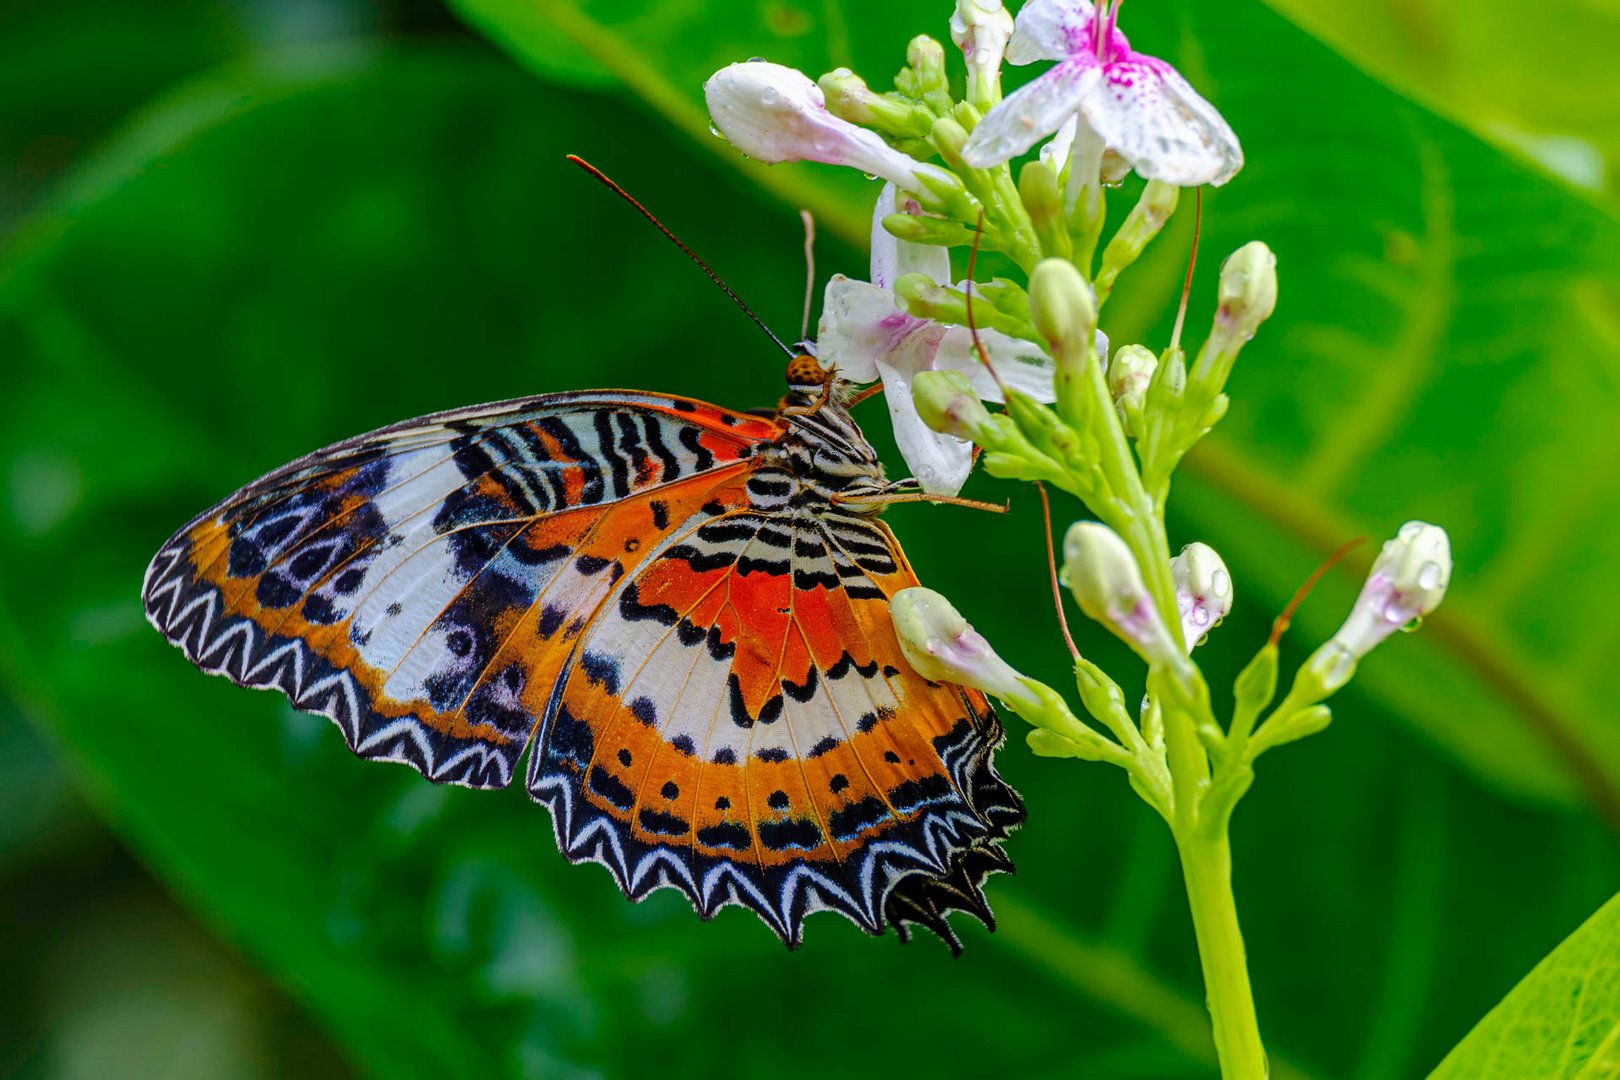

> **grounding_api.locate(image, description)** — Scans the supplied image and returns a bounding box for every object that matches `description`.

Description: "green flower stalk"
[706,2,1452,1076]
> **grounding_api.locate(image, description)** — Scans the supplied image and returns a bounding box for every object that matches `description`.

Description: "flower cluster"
[704,0,1453,789]
[705,0,1239,496]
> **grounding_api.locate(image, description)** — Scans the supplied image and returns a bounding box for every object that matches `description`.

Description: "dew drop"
[747,55,767,63]
[1417,561,1443,589]
[863,172,880,181]
[708,122,723,138]
[1211,568,1231,598]
[1380,599,1410,624]
[1399,521,1424,542]
[1401,615,1424,634]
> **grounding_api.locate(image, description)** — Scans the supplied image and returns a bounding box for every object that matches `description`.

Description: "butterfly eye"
[785,353,828,387]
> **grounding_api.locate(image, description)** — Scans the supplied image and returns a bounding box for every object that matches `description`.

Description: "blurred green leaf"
[446,0,1620,820]
[1430,890,1620,1078]
[1267,0,1620,199]
[5,32,1619,1080]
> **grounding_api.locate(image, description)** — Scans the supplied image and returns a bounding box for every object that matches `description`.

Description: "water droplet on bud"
[1417,561,1443,589]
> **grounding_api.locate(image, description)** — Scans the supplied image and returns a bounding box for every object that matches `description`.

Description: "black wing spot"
[589,765,635,809]
[580,652,621,694]
[807,736,840,758]
[629,696,658,725]
[576,554,611,576]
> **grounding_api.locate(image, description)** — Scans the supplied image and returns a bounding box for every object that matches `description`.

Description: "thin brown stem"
[1037,484,1081,662]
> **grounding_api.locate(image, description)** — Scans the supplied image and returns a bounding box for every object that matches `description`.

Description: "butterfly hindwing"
[535,502,1023,948]
[142,391,775,789]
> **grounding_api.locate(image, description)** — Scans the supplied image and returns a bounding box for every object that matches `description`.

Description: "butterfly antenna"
[1268,535,1366,647]
[567,155,795,359]
[800,209,817,341]
[1168,186,1202,354]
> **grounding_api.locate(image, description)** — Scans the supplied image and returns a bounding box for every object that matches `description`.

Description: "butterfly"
[141,357,1024,951]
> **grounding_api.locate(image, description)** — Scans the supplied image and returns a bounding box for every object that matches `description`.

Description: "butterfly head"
[784,348,829,390]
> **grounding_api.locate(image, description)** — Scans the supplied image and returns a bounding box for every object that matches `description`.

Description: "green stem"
[1052,285,1266,1075]
[1176,827,1269,1078]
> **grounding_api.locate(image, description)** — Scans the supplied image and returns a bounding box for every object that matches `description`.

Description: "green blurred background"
[4,1,1620,1077]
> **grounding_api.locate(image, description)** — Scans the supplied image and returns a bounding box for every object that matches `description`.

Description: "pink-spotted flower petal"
[1005,0,1096,63]
[964,0,1242,187]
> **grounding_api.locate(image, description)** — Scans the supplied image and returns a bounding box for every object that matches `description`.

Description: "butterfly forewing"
[143,392,770,787]
[144,386,1022,948]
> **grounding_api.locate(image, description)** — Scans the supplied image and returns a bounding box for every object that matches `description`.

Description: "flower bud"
[1331,521,1451,661]
[913,370,994,440]
[881,212,974,248]
[1028,258,1097,361]
[1185,241,1276,409]
[890,587,1024,699]
[950,0,1014,110]
[1107,344,1156,435]
[705,61,930,188]
[1171,542,1233,652]
[1297,522,1451,699]
[1063,522,1179,664]
[1019,159,1069,260]
[906,35,950,101]
[1261,705,1333,750]
[818,68,933,140]
[1209,241,1278,356]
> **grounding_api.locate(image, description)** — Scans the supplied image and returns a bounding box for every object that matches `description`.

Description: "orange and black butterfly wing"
[537,504,1023,949]
[145,389,1022,948]
[142,391,776,789]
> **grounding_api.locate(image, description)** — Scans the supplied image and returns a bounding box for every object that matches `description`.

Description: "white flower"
[1062,521,1179,664]
[704,61,932,188]
[1171,542,1232,652]
[962,0,1242,188]
[1330,522,1451,661]
[817,183,1061,495]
